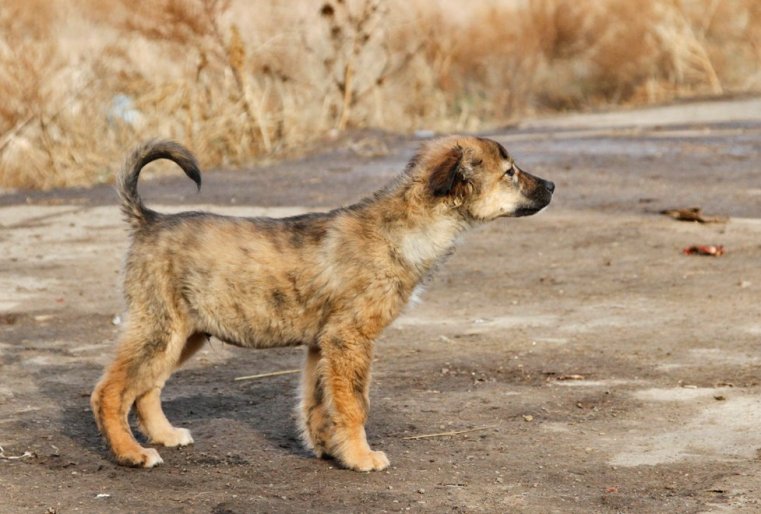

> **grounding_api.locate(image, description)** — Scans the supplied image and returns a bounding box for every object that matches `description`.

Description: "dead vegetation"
[0,0,759,189]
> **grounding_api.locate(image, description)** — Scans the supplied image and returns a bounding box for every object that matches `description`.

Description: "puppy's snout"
[544,180,555,194]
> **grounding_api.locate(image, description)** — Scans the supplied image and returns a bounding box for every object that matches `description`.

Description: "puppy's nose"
[545,180,555,193]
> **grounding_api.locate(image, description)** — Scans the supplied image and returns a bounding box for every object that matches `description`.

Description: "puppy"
[91,136,554,470]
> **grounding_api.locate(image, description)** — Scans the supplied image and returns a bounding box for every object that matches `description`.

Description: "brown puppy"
[91,136,555,471]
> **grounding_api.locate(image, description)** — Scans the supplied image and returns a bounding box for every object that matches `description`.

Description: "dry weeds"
[0,0,759,189]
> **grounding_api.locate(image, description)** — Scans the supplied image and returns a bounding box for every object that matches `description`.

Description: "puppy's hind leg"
[91,326,173,468]
[135,332,207,448]
[135,388,192,448]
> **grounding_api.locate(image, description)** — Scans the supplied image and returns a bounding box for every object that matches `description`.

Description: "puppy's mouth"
[513,189,553,217]
[514,206,545,217]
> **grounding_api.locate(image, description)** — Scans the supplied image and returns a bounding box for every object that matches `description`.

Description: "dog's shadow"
[164,360,311,464]
[36,362,117,466]
[40,346,405,470]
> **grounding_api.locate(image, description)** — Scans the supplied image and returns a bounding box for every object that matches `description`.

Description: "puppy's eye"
[472,159,483,166]
[505,165,515,177]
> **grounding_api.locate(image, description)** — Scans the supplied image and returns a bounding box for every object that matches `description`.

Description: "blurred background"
[0,0,759,189]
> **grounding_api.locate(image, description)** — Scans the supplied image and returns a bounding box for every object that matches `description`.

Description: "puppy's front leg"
[320,332,389,472]
[298,345,332,457]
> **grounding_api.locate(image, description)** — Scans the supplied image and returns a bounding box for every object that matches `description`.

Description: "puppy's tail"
[118,140,201,228]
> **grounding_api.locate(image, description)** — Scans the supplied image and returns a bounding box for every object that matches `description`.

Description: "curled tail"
[118,140,201,228]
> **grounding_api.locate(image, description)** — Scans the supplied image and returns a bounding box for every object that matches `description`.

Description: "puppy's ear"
[428,145,464,197]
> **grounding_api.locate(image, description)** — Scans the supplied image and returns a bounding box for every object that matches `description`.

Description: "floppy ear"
[428,145,464,197]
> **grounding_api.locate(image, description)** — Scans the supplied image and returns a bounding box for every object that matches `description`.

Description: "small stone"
[417,488,425,494]
[523,415,534,422]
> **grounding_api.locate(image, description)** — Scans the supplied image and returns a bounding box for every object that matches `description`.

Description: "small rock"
[523,415,534,422]
[417,488,425,494]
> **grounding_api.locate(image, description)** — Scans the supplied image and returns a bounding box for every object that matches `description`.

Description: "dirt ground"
[2,97,761,513]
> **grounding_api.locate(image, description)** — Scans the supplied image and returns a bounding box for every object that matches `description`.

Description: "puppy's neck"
[376,183,470,274]
[396,212,467,274]
[348,176,471,276]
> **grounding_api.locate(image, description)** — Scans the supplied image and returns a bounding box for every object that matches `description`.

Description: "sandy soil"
[2,97,761,513]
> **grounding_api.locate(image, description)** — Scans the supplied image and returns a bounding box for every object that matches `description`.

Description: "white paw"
[155,427,194,447]
[367,450,390,471]
[346,450,390,472]
[142,448,164,468]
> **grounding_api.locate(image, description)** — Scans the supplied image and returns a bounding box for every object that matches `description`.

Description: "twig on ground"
[233,369,300,381]
[401,426,494,440]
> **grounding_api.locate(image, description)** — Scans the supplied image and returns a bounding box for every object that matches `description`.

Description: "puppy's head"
[420,136,555,221]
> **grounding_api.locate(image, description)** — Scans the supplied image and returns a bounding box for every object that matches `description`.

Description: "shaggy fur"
[90,136,555,470]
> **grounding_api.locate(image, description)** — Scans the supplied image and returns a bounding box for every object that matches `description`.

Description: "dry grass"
[0,0,759,189]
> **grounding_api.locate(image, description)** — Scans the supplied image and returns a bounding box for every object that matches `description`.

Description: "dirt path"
[2,98,761,513]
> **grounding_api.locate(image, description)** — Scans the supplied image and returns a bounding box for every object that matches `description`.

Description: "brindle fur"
[91,136,555,470]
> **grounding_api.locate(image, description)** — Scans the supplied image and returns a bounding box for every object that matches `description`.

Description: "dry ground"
[1,98,761,513]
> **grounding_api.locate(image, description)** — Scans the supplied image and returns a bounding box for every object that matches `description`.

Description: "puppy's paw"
[309,444,326,459]
[118,447,164,468]
[141,448,164,468]
[153,427,194,448]
[343,449,390,472]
